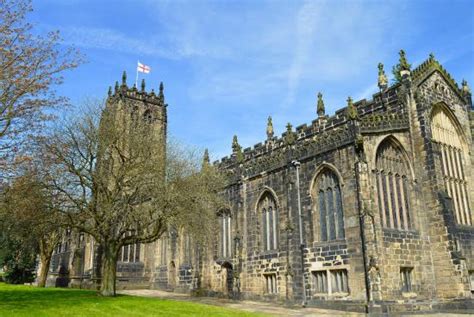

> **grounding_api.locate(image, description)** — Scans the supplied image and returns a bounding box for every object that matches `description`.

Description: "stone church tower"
[47,72,168,288]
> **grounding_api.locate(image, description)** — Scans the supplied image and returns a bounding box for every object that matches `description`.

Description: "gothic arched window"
[218,210,232,258]
[314,169,345,241]
[374,138,411,230]
[431,108,471,225]
[143,109,154,123]
[258,192,278,251]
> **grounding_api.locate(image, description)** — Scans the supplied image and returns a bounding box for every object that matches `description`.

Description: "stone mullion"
[261,209,266,251]
[454,149,469,225]
[445,146,461,223]
[135,243,140,262]
[445,146,453,179]
[392,173,401,230]
[448,148,462,223]
[219,217,223,257]
[456,181,467,225]
[327,189,336,240]
[397,175,408,230]
[455,149,465,180]
[272,207,277,250]
[129,242,135,263]
[461,184,472,225]
[227,216,232,256]
[266,208,270,251]
[332,186,338,238]
[451,179,461,224]
[376,172,387,227]
[402,177,411,228]
[319,190,327,241]
[449,147,459,179]
[385,173,394,228]
[382,172,392,228]
[335,185,344,239]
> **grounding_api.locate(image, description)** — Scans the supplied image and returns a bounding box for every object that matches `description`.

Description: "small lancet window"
[217,210,232,258]
[258,192,278,251]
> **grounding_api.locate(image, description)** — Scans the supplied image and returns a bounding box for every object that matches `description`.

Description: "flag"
[137,61,151,74]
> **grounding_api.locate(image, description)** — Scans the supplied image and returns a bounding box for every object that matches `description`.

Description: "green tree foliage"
[0,172,62,285]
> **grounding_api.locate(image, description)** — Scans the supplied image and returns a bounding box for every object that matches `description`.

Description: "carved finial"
[232,135,244,163]
[158,82,164,103]
[122,71,127,85]
[317,92,325,117]
[108,86,112,97]
[377,63,388,90]
[232,135,240,152]
[266,116,274,139]
[399,50,410,71]
[114,81,119,92]
[141,79,146,92]
[393,50,412,82]
[202,149,210,168]
[285,123,296,145]
[462,79,471,94]
[347,96,358,120]
[429,52,435,61]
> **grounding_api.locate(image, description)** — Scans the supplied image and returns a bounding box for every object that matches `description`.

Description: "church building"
[48,51,474,314]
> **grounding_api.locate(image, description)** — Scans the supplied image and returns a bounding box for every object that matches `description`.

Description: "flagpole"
[135,60,139,88]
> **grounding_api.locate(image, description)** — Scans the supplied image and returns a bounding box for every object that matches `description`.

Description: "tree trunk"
[37,255,51,288]
[37,237,56,288]
[100,243,118,296]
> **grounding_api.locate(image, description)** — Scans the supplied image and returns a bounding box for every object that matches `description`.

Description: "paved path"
[118,289,472,316]
[118,289,363,316]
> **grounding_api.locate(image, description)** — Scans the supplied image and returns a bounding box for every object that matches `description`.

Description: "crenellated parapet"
[215,87,399,174]
[359,112,410,134]
[106,71,167,109]
[216,51,469,188]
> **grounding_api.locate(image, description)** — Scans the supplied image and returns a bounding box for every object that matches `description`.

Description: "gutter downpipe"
[292,160,307,307]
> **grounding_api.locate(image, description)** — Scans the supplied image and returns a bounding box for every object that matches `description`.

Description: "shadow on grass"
[0,283,266,317]
[0,284,131,313]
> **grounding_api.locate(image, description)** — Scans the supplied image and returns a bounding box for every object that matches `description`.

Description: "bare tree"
[41,101,223,296]
[0,0,82,172]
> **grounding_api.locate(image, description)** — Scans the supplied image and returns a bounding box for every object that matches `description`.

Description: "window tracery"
[314,169,345,241]
[258,193,278,251]
[432,108,471,225]
[375,139,411,230]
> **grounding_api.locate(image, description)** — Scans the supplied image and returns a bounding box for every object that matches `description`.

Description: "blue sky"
[31,0,474,160]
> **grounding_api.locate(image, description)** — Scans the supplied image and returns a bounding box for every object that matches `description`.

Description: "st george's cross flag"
[137,61,151,74]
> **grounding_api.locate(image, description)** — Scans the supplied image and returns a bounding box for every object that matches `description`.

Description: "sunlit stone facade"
[47,54,474,313]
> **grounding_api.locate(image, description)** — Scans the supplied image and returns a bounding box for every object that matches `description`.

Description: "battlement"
[106,71,166,108]
[215,53,463,170]
[216,85,400,170]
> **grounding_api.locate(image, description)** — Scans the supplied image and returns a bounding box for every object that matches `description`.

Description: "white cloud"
[286,1,322,107]
[59,26,177,58]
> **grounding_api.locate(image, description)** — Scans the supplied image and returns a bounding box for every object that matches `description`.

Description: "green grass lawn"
[0,283,266,317]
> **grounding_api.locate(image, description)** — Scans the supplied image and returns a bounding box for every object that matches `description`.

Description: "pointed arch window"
[258,193,278,251]
[432,108,471,225]
[314,169,345,241]
[218,210,232,258]
[375,139,411,230]
[143,109,154,123]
